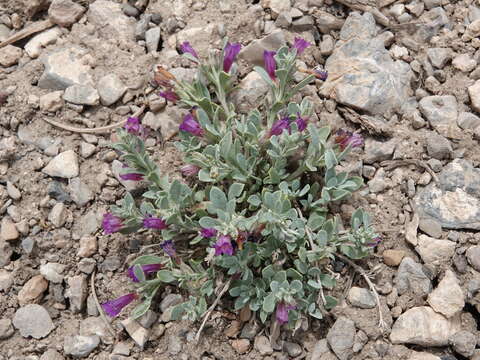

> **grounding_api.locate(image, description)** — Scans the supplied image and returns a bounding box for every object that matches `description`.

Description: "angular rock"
[314,10,345,33]
[68,178,93,207]
[43,150,79,178]
[418,95,459,137]
[418,217,442,238]
[121,318,149,349]
[394,257,432,296]
[254,335,273,355]
[63,85,99,106]
[390,306,461,346]
[415,235,455,267]
[77,236,97,257]
[65,275,88,313]
[0,269,13,291]
[39,91,64,112]
[80,316,112,343]
[427,270,464,318]
[18,275,48,305]
[232,339,250,354]
[449,331,476,357]
[231,71,270,113]
[427,48,452,69]
[466,245,480,271]
[0,241,13,267]
[48,202,67,228]
[409,352,441,360]
[97,74,127,106]
[239,29,286,66]
[426,132,451,160]
[72,209,100,239]
[383,249,405,266]
[452,53,477,72]
[1,217,19,241]
[0,318,14,340]
[0,45,22,67]
[38,46,94,90]
[457,112,480,131]
[40,262,66,283]
[6,181,21,200]
[64,335,100,358]
[13,304,54,339]
[414,159,480,230]
[25,27,63,58]
[40,349,65,360]
[320,12,412,116]
[145,27,160,53]
[347,287,376,309]
[468,80,480,113]
[48,0,86,27]
[327,317,355,360]
[364,138,396,164]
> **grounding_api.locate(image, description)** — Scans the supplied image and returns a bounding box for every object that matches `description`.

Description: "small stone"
[240,321,260,340]
[418,217,443,238]
[97,74,127,106]
[416,235,455,267]
[314,10,345,33]
[65,275,88,313]
[292,15,315,31]
[80,316,112,343]
[99,256,121,272]
[225,320,242,338]
[426,133,451,160]
[68,178,93,207]
[239,30,286,66]
[468,80,480,113]
[347,287,376,309]
[77,236,97,257]
[122,3,139,17]
[427,270,464,318]
[112,342,131,356]
[364,139,396,164]
[25,28,62,59]
[48,202,67,228]
[1,217,19,241]
[409,351,441,360]
[18,275,48,305]
[0,269,14,291]
[320,35,335,56]
[283,341,302,357]
[6,181,21,200]
[43,150,79,178]
[145,27,161,53]
[0,241,12,267]
[40,262,66,283]
[383,249,405,266]
[40,91,64,112]
[63,85,99,106]
[232,339,250,354]
[121,318,149,348]
[254,335,273,355]
[40,349,64,360]
[13,304,54,339]
[80,142,96,158]
[327,317,355,360]
[64,335,100,358]
[48,0,86,27]
[394,257,432,296]
[0,45,22,67]
[160,294,183,312]
[419,95,459,137]
[231,71,270,113]
[0,318,14,340]
[449,331,476,357]
[466,245,480,271]
[138,310,158,329]
[457,112,480,131]
[452,53,477,72]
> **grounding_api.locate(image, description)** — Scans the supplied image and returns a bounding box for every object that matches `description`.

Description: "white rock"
[97,74,127,106]
[39,91,64,112]
[63,85,99,105]
[409,351,441,360]
[415,235,455,267]
[121,318,149,349]
[48,203,67,227]
[25,27,63,58]
[0,45,23,67]
[42,150,79,178]
[13,304,54,339]
[40,262,66,283]
[427,270,464,318]
[452,53,477,72]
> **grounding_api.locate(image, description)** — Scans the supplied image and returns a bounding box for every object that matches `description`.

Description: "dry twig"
[0,19,54,48]
[90,271,117,338]
[380,159,438,183]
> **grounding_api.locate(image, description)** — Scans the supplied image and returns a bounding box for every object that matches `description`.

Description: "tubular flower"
[334,129,364,150]
[127,263,163,282]
[102,213,123,234]
[124,117,141,134]
[276,303,296,325]
[223,42,242,73]
[101,293,137,317]
[269,116,291,137]
[160,240,176,258]
[143,216,168,230]
[180,41,198,59]
[214,235,234,256]
[295,113,308,132]
[367,237,382,247]
[179,113,204,137]
[263,50,277,80]
[200,228,218,238]
[292,37,311,55]
[119,173,144,181]
[180,164,200,177]
[159,89,180,103]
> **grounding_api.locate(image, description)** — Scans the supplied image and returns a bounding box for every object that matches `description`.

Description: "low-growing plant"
[100,38,379,332]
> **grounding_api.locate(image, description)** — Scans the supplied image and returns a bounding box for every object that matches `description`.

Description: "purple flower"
[276,303,296,325]
[223,42,241,73]
[102,213,123,234]
[292,37,311,55]
[180,164,200,177]
[160,240,176,257]
[269,117,291,137]
[314,69,328,81]
[201,228,218,238]
[127,263,163,282]
[143,216,168,230]
[101,293,137,317]
[264,50,277,80]
[159,89,180,103]
[124,117,141,134]
[334,129,364,150]
[180,41,198,59]
[367,237,382,247]
[214,235,234,256]
[295,113,308,132]
[179,113,204,137]
[119,173,144,181]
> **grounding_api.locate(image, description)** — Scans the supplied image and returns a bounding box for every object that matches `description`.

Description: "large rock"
[414,159,480,230]
[319,12,412,116]
[326,317,355,360]
[239,29,286,66]
[394,257,432,296]
[48,0,86,27]
[13,304,54,339]
[390,306,461,346]
[42,150,79,178]
[231,71,270,113]
[418,95,460,138]
[38,46,94,90]
[97,74,127,106]
[415,235,455,267]
[427,270,464,318]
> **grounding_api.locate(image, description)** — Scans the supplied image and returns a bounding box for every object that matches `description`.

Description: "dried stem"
[0,19,54,48]
[90,271,117,338]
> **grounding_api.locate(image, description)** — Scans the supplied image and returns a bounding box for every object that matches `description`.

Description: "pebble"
[466,245,480,271]
[0,269,14,291]
[457,112,480,130]
[449,331,476,357]
[121,318,149,349]
[418,218,443,238]
[18,275,48,305]
[468,80,480,113]
[3,181,16,200]
[160,294,183,312]
[1,217,19,241]
[87,294,99,316]
[138,310,158,329]
[394,257,432,296]
[63,85,99,106]
[80,142,96,158]
[13,304,54,339]
[427,48,452,69]
[427,270,464,319]
[232,339,250,354]
[68,178,93,207]
[80,316,112,343]
[231,71,270,113]
[48,0,85,27]
[416,235,455,267]
[0,241,13,267]
[77,236,97,257]
[452,53,477,72]
[135,14,151,40]
[40,349,64,360]
[65,275,88,313]
[64,335,100,358]
[426,132,452,160]
[25,27,63,59]
[327,317,356,360]
[383,249,405,266]
[0,318,14,340]
[39,91,64,112]
[112,342,131,356]
[347,287,376,309]
[225,320,242,338]
[43,150,79,178]
[48,202,67,228]
[0,45,22,67]
[100,256,121,272]
[239,29,286,66]
[254,335,273,355]
[314,10,345,33]
[418,96,459,137]
[364,138,397,164]
[145,27,161,53]
[97,74,127,106]
[283,342,302,357]
[122,3,139,17]
[240,321,260,340]
[48,181,71,202]
[40,262,66,283]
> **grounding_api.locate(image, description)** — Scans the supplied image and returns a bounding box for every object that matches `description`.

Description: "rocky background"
[1,0,480,359]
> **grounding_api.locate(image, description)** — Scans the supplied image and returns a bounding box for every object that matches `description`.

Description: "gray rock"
[414,159,480,230]
[231,71,270,113]
[6,181,21,200]
[122,3,139,17]
[268,0,291,16]
[64,335,100,358]
[240,321,260,340]
[78,258,96,274]
[38,46,94,90]
[347,287,376,309]
[292,15,314,31]
[468,80,480,113]
[160,294,183,312]
[40,262,66,283]
[97,74,127,106]
[418,217,442,238]
[390,306,461,346]
[39,91,64,112]
[449,331,476,357]
[48,181,71,202]
[284,341,302,357]
[418,96,460,137]
[138,310,158,329]
[135,14,151,40]
[48,0,86,27]
[364,138,396,164]
[314,10,345,33]
[0,269,13,291]
[112,342,131,356]
[416,235,455,268]
[68,178,93,207]
[239,29,286,66]
[394,257,432,296]
[0,240,13,267]
[80,316,112,343]
[63,85,99,105]
[466,245,480,271]
[0,318,14,340]
[121,318,149,348]
[427,270,464,318]
[368,168,388,194]
[167,332,183,354]
[320,12,412,116]
[24,27,63,59]
[457,112,480,130]
[72,209,100,239]
[80,142,96,158]
[327,317,355,360]
[87,294,99,316]
[311,339,336,359]
[452,53,476,72]
[145,27,160,53]
[65,275,88,313]
[13,304,54,339]
[100,256,121,272]
[417,7,450,42]
[48,202,67,228]
[0,45,22,66]
[427,48,452,69]
[254,335,273,355]
[426,132,451,160]
[42,150,79,178]
[40,349,64,360]
[0,24,10,42]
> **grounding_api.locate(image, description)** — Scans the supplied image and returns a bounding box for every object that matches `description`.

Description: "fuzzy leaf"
[262,293,276,313]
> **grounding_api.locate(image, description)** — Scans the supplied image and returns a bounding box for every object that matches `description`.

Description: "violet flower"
[180,164,200,177]
[124,117,141,134]
[276,303,296,325]
[314,69,328,81]
[292,37,311,55]
[269,116,291,137]
[102,213,123,234]
[179,113,204,137]
[119,173,144,181]
[223,42,241,73]
[159,89,180,103]
[143,216,168,230]
[295,113,308,132]
[127,263,163,282]
[101,293,137,317]
[160,240,176,258]
[180,41,198,59]
[334,129,364,150]
[201,228,218,238]
[367,237,382,247]
[213,235,234,256]
[264,50,277,81]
